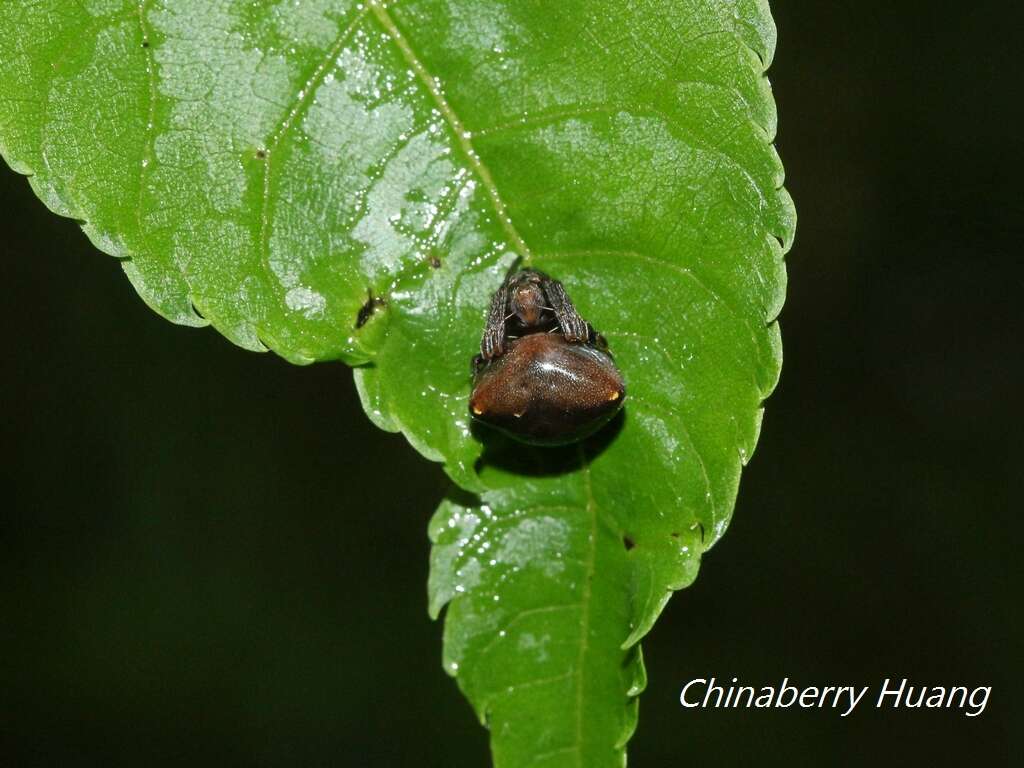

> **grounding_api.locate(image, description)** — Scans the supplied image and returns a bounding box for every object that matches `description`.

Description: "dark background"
[1,2,1020,765]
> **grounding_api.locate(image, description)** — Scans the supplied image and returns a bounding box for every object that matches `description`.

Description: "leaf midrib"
[573,445,599,767]
[363,13,619,761]
[368,1,533,263]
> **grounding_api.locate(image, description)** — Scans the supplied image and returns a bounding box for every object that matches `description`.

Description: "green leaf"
[0,1,793,765]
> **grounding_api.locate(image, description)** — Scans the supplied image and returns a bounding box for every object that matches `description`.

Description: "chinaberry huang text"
[679,678,990,717]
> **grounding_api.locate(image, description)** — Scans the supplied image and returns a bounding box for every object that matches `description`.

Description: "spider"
[469,268,626,445]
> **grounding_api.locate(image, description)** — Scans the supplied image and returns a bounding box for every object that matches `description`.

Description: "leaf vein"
[475,603,582,660]
[504,670,574,696]
[136,1,156,250]
[573,446,598,768]
[368,1,533,262]
[626,393,716,523]
[531,745,579,764]
[259,6,369,274]
[471,99,765,208]
[541,248,765,375]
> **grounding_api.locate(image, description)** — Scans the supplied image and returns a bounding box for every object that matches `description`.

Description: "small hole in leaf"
[356,290,385,328]
[670,532,679,539]
[623,535,635,551]
[141,40,150,48]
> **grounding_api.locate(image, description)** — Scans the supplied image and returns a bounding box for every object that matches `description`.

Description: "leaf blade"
[0,1,793,765]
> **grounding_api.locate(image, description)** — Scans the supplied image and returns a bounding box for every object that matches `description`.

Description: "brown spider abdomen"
[470,333,626,445]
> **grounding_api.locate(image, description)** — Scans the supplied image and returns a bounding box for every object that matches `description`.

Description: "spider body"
[470,268,625,445]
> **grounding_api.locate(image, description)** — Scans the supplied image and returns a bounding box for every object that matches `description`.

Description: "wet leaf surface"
[0,2,793,764]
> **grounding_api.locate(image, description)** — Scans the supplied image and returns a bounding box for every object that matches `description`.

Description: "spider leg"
[543,278,589,342]
[480,280,511,360]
